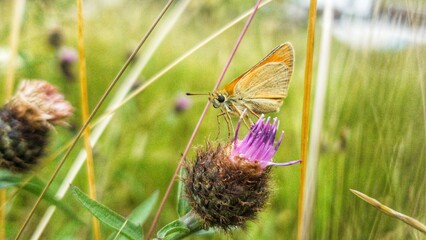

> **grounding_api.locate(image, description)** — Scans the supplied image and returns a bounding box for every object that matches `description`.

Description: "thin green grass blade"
[71,186,142,240]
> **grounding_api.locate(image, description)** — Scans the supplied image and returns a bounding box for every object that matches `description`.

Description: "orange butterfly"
[210,42,294,123]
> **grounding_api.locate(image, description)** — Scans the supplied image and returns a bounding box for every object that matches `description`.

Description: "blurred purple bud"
[175,94,192,113]
[58,47,78,81]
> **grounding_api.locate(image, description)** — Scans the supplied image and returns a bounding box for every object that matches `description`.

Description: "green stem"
[156,211,204,240]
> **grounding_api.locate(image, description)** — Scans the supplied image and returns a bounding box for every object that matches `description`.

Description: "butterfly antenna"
[186,92,210,96]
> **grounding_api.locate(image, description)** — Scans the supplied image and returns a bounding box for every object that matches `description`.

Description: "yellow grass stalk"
[1,1,26,239]
[0,191,4,240]
[0,189,3,240]
[350,189,426,234]
[297,0,318,239]
[76,0,101,239]
[4,0,25,102]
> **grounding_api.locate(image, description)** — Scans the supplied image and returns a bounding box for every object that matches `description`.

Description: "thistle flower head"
[184,110,299,230]
[8,80,73,127]
[0,80,73,172]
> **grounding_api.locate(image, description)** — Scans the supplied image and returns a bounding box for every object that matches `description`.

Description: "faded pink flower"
[1,79,73,172]
[8,80,73,127]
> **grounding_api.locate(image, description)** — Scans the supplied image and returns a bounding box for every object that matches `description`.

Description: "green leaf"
[0,170,82,223]
[176,168,191,217]
[71,186,143,240]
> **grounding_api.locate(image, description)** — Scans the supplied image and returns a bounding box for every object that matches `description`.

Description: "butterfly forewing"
[235,62,289,99]
[224,42,294,95]
[232,63,289,114]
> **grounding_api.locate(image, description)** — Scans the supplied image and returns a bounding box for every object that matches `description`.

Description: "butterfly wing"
[224,42,294,95]
[232,62,289,113]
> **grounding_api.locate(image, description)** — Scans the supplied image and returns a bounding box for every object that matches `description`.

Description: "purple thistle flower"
[231,111,300,169]
[183,109,299,230]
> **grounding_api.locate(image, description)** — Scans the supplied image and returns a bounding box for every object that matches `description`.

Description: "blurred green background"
[0,0,425,239]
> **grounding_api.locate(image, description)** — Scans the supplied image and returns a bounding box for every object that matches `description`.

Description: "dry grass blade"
[76,0,100,239]
[0,190,4,240]
[297,0,318,239]
[303,0,333,238]
[4,0,25,101]
[350,189,426,234]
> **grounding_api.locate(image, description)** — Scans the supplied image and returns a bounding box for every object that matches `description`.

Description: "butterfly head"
[209,91,229,109]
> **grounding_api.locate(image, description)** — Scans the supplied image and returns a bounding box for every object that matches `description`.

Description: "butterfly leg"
[224,110,234,138]
[215,112,223,139]
[241,102,260,119]
[229,102,253,129]
[216,109,234,139]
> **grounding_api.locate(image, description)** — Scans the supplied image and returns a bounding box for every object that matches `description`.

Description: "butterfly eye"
[217,95,225,103]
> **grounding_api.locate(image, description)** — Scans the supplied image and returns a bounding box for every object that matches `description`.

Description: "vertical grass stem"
[297,0,318,239]
[76,0,101,239]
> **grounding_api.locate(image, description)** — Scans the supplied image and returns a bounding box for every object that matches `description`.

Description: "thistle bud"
[58,47,78,81]
[184,114,300,230]
[0,80,73,172]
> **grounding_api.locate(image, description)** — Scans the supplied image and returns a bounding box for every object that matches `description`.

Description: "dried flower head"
[184,112,299,230]
[0,80,73,172]
[7,80,73,127]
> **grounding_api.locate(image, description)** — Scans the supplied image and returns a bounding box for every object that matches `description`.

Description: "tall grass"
[0,0,424,239]
[76,0,101,238]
